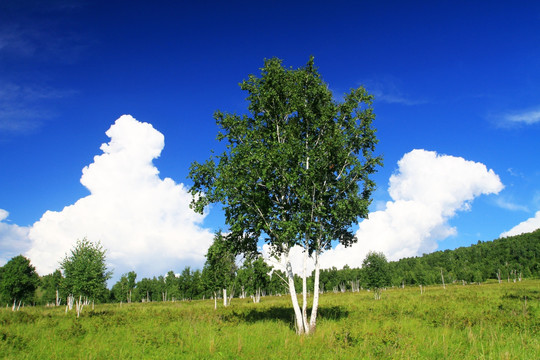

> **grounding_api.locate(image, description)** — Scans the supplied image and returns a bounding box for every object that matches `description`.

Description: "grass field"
[1,280,538,359]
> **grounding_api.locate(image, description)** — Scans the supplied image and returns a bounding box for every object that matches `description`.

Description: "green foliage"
[111,273,130,303]
[37,269,63,305]
[268,270,288,295]
[60,238,112,302]
[388,229,540,286]
[202,232,237,294]
[0,255,40,305]
[189,56,381,258]
[362,252,391,297]
[236,256,272,296]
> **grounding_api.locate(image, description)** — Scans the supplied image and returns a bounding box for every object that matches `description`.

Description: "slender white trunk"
[309,249,321,332]
[441,269,446,289]
[301,244,309,334]
[12,299,16,311]
[223,288,227,307]
[285,251,305,334]
[76,295,83,318]
[213,291,217,310]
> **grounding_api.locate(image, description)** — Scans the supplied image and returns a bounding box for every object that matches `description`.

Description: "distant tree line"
[1,229,539,307]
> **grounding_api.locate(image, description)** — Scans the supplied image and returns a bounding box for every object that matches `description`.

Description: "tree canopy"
[60,238,112,303]
[0,255,40,309]
[362,251,391,299]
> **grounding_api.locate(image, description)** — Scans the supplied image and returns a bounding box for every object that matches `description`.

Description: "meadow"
[1,280,538,359]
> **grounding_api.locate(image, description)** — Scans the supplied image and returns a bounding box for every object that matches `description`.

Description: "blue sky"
[1,1,540,278]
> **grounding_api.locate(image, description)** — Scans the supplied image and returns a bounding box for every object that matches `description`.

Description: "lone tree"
[362,251,391,300]
[60,238,112,316]
[189,57,381,334]
[0,255,40,310]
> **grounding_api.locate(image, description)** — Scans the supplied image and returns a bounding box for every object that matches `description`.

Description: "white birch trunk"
[285,251,305,334]
[213,291,217,310]
[252,288,261,303]
[301,245,309,334]
[441,269,446,289]
[309,249,321,332]
[223,288,228,307]
[76,295,83,318]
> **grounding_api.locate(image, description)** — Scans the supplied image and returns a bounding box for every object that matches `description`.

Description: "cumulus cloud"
[500,211,540,238]
[0,209,31,266]
[316,149,504,269]
[26,115,213,277]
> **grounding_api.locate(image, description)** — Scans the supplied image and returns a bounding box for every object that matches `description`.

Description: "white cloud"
[504,109,540,125]
[0,209,31,266]
[362,76,427,106]
[0,81,74,135]
[317,149,503,269]
[499,211,540,238]
[25,115,213,277]
[372,90,426,106]
[495,198,529,212]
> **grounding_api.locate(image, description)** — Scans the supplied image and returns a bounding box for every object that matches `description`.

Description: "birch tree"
[236,256,271,302]
[40,269,63,306]
[202,232,237,309]
[362,251,391,300]
[60,238,112,317]
[189,57,381,334]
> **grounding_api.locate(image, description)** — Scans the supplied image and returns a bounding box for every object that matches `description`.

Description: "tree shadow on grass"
[222,305,349,330]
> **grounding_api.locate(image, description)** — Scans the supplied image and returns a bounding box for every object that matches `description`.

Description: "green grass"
[1,280,539,359]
